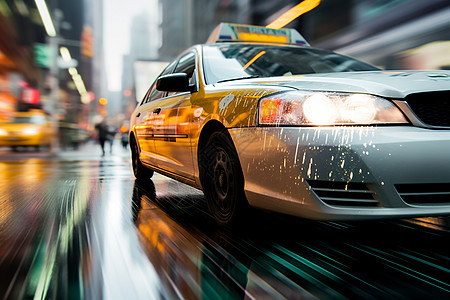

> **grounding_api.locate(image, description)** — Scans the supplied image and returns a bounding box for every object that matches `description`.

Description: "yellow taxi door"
[134,60,177,166]
[152,94,194,180]
[152,51,198,180]
[134,81,173,167]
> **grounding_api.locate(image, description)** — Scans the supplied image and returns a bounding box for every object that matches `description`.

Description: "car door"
[153,51,197,180]
[134,61,176,166]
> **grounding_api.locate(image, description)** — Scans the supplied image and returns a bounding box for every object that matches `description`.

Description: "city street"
[2,1,450,299]
[0,141,449,299]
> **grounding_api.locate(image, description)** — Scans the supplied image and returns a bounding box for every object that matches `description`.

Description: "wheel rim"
[213,148,234,213]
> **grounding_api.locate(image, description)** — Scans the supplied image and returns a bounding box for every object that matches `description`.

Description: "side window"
[140,60,177,105]
[139,88,151,106]
[147,80,164,103]
[168,51,196,96]
[175,52,196,80]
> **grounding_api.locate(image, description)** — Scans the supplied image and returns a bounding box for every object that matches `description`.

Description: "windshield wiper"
[216,75,260,83]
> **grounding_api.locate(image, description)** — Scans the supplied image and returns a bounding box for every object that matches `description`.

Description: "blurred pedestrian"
[106,124,116,153]
[95,118,110,156]
[120,125,129,149]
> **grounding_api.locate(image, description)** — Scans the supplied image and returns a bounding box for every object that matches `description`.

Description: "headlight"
[258,91,408,126]
[0,128,8,136]
[23,127,39,135]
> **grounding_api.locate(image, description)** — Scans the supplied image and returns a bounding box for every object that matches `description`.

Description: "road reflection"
[92,175,162,300]
[0,157,164,300]
[0,159,56,299]
[133,178,255,299]
[1,155,449,299]
[133,178,450,299]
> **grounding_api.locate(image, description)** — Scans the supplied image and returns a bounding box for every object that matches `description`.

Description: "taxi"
[130,23,450,227]
[0,110,54,151]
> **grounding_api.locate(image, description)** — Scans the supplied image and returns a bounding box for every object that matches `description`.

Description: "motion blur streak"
[132,175,450,299]
[0,147,165,299]
[33,0,56,37]
[266,0,321,29]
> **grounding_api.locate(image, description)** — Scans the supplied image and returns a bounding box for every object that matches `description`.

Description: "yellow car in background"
[0,110,55,151]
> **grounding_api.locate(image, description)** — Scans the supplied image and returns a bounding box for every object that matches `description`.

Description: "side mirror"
[156,73,195,92]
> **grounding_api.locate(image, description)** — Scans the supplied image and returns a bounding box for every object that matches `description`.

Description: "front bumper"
[0,134,50,146]
[230,126,450,221]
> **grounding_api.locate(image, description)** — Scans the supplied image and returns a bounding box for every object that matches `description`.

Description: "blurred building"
[121,11,157,117]
[119,3,161,124]
[0,0,102,135]
[304,0,450,70]
[0,0,43,121]
[52,0,87,123]
[86,0,106,131]
[250,0,450,70]
[156,0,450,71]
[158,0,192,60]
[158,0,252,61]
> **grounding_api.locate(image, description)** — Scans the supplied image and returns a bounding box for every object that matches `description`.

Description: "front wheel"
[130,137,154,180]
[200,131,248,228]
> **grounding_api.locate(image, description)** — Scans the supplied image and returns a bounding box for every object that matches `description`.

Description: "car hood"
[228,71,450,98]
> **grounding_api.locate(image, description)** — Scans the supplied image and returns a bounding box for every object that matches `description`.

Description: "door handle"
[153,107,162,114]
[136,112,141,118]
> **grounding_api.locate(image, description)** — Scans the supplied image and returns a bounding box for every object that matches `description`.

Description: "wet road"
[0,142,449,299]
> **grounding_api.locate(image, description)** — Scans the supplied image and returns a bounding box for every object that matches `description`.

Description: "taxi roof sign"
[207,23,309,46]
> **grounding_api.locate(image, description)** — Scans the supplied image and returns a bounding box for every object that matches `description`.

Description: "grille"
[307,180,379,207]
[404,91,450,127]
[395,183,450,206]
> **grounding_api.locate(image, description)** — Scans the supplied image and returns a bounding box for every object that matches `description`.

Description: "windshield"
[11,116,46,124]
[202,44,380,84]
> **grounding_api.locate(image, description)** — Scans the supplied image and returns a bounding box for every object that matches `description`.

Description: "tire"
[200,131,248,228]
[130,137,154,180]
